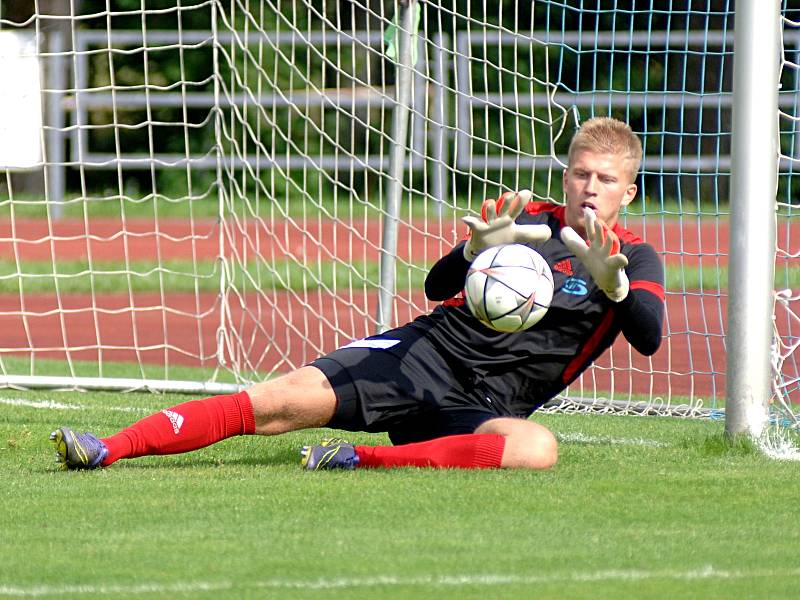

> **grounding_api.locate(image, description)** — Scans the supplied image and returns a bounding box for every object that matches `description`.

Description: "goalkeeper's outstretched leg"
[50,365,558,471]
[300,419,557,470]
[50,366,336,470]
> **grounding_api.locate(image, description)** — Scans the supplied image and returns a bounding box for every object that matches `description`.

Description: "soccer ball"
[464,244,554,332]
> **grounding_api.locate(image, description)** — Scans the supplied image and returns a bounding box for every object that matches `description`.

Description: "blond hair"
[567,117,643,182]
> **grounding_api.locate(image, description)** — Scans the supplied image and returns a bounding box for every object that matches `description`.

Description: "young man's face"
[563,149,638,237]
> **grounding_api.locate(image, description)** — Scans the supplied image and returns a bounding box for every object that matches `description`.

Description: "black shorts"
[311,324,509,445]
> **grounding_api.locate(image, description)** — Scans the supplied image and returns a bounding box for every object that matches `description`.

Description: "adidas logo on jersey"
[162,409,185,435]
[553,258,573,276]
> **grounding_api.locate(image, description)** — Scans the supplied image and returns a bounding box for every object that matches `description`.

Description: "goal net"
[0,0,795,439]
[768,6,800,449]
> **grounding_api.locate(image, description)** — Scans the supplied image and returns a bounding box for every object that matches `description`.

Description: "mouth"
[581,202,597,211]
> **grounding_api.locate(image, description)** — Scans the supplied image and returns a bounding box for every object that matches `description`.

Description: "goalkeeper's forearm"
[425,242,471,301]
[617,288,664,356]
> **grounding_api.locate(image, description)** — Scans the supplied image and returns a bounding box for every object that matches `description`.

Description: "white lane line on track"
[2,566,799,596]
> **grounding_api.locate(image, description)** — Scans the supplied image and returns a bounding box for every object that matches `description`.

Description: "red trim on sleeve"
[630,280,665,301]
[561,308,616,384]
[442,296,465,307]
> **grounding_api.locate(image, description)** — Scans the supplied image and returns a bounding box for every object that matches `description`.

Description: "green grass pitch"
[2,389,800,599]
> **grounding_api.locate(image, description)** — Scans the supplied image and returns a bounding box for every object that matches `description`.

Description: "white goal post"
[725,0,779,439]
[0,0,796,444]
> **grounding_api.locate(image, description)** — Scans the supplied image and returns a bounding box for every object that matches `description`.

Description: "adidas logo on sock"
[162,409,185,435]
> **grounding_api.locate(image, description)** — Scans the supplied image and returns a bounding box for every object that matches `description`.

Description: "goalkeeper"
[50,117,664,472]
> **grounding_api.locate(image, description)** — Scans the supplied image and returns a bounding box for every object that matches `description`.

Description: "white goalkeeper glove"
[560,207,629,302]
[462,189,552,261]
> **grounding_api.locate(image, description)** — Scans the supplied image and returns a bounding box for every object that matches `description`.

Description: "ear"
[621,182,637,207]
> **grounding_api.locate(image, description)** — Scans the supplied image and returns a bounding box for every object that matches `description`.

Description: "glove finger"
[497,193,521,220]
[486,192,514,222]
[594,214,613,249]
[605,227,621,255]
[599,225,614,255]
[462,215,487,232]
[513,224,552,244]
[503,191,529,220]
[560,226,589,256]
[606,253,629,269]
[592,215,620,254]
[516,189,533,204]
[497,190,517,204]
[598,219,608,247]
[582,207,599,244]
[582,206,597,226]
[481,199,497,224]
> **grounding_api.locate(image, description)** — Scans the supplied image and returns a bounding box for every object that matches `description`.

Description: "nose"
[584,174,598,194]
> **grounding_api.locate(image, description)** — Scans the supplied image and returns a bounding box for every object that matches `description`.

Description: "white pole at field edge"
[725,0,780,437]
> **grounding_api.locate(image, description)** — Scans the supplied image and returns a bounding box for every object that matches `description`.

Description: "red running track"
[5,216,797,266]
[7,216,791,401]
[0,290,727,402]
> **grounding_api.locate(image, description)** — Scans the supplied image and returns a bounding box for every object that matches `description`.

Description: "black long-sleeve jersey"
[407,201,664,414]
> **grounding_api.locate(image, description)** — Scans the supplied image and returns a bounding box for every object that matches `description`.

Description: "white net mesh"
[213,1,733,411]
[0,0,793,438]
[766,8,800,452]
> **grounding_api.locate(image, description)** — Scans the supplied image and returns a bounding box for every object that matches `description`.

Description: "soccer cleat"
[50,427,108,471]
[300,437,360,470]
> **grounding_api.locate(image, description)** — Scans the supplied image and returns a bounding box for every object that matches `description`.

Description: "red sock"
[100,391,255,466]
[355,433,505,469]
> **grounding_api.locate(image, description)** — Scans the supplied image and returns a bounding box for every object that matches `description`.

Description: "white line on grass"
[0,397,148,414]
[556,431,670,448]
[2,566,800,596]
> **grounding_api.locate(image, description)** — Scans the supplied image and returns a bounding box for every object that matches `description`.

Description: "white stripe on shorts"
[341,338,401,350]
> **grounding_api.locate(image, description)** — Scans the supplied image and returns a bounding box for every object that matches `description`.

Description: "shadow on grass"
[38,448,301,474]
[106,448,300,470]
